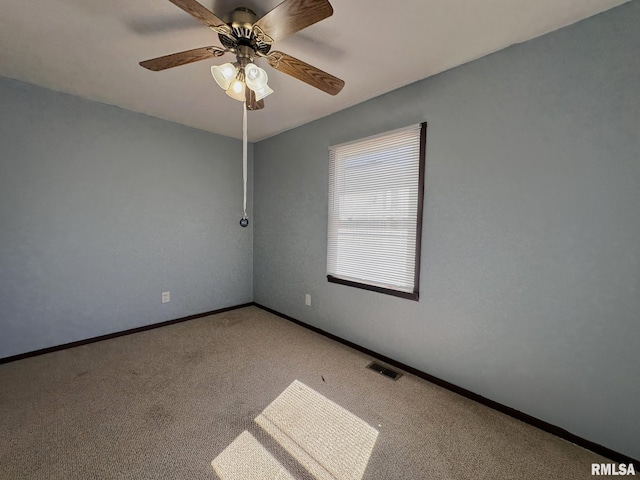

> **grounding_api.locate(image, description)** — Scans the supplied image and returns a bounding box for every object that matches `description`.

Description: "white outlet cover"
[305,294,311,306]
[162,291,170,303]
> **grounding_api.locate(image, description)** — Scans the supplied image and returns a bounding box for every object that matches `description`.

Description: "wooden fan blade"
[167,0,232,36]
[140,46,226,71]
[245,88,265,110]
[266,51,344,95]
[253,0,333,43]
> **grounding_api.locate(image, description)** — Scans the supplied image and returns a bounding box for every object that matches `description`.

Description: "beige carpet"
[0,306,618,479]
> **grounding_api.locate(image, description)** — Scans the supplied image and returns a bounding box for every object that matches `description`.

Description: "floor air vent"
[367,361,402,381]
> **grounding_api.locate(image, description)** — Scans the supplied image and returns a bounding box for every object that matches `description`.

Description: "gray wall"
[0,77,253,358]
[253,2,640,460]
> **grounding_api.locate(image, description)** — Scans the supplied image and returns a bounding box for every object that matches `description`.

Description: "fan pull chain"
[240,101,249,227]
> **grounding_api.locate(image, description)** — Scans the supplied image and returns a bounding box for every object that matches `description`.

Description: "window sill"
[327,275,419,301]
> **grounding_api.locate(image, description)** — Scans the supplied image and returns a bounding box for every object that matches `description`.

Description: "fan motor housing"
[225,6,256,28]
[219,7,271,55]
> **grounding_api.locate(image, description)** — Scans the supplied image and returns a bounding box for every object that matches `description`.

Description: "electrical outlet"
[162,291,170,304]
[305,294,311,306]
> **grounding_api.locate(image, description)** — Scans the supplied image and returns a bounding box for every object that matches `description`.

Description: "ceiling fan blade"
[167,0,232,37]
[245,88,265,111]
[139,46,226,71]
[266,51,344,95]
[253,0,333,43]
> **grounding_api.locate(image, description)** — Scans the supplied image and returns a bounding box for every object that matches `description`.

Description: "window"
[327,123,426,301]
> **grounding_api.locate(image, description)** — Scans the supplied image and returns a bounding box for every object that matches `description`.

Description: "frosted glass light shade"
[245,64,267,88]
[226,79,246,102]
[211,63,237,90]
[251,84,274,101]
[245,63,273,100]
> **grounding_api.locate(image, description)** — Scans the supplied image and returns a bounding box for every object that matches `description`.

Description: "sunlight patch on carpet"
[211,430,294,480]
[255,380,379,480]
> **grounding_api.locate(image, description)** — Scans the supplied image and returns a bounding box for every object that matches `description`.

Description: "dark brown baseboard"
[0,302,253,365]
[253,302,640,470]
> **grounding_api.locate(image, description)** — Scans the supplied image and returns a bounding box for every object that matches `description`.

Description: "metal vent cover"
[367,361,402,381]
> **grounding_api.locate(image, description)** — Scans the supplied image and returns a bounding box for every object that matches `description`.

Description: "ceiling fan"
[139,0,345,110]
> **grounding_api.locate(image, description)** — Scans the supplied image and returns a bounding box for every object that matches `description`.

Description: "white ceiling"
[0,0,629,142]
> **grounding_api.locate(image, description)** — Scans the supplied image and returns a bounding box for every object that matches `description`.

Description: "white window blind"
[327,124,425,298]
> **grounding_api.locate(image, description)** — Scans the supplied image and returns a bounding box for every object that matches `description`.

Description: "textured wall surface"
[253,2,640,460]
[0,78,253,358]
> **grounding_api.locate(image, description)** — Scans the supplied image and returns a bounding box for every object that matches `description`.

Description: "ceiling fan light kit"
[139,0,345,226]
[212,61,273,103]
